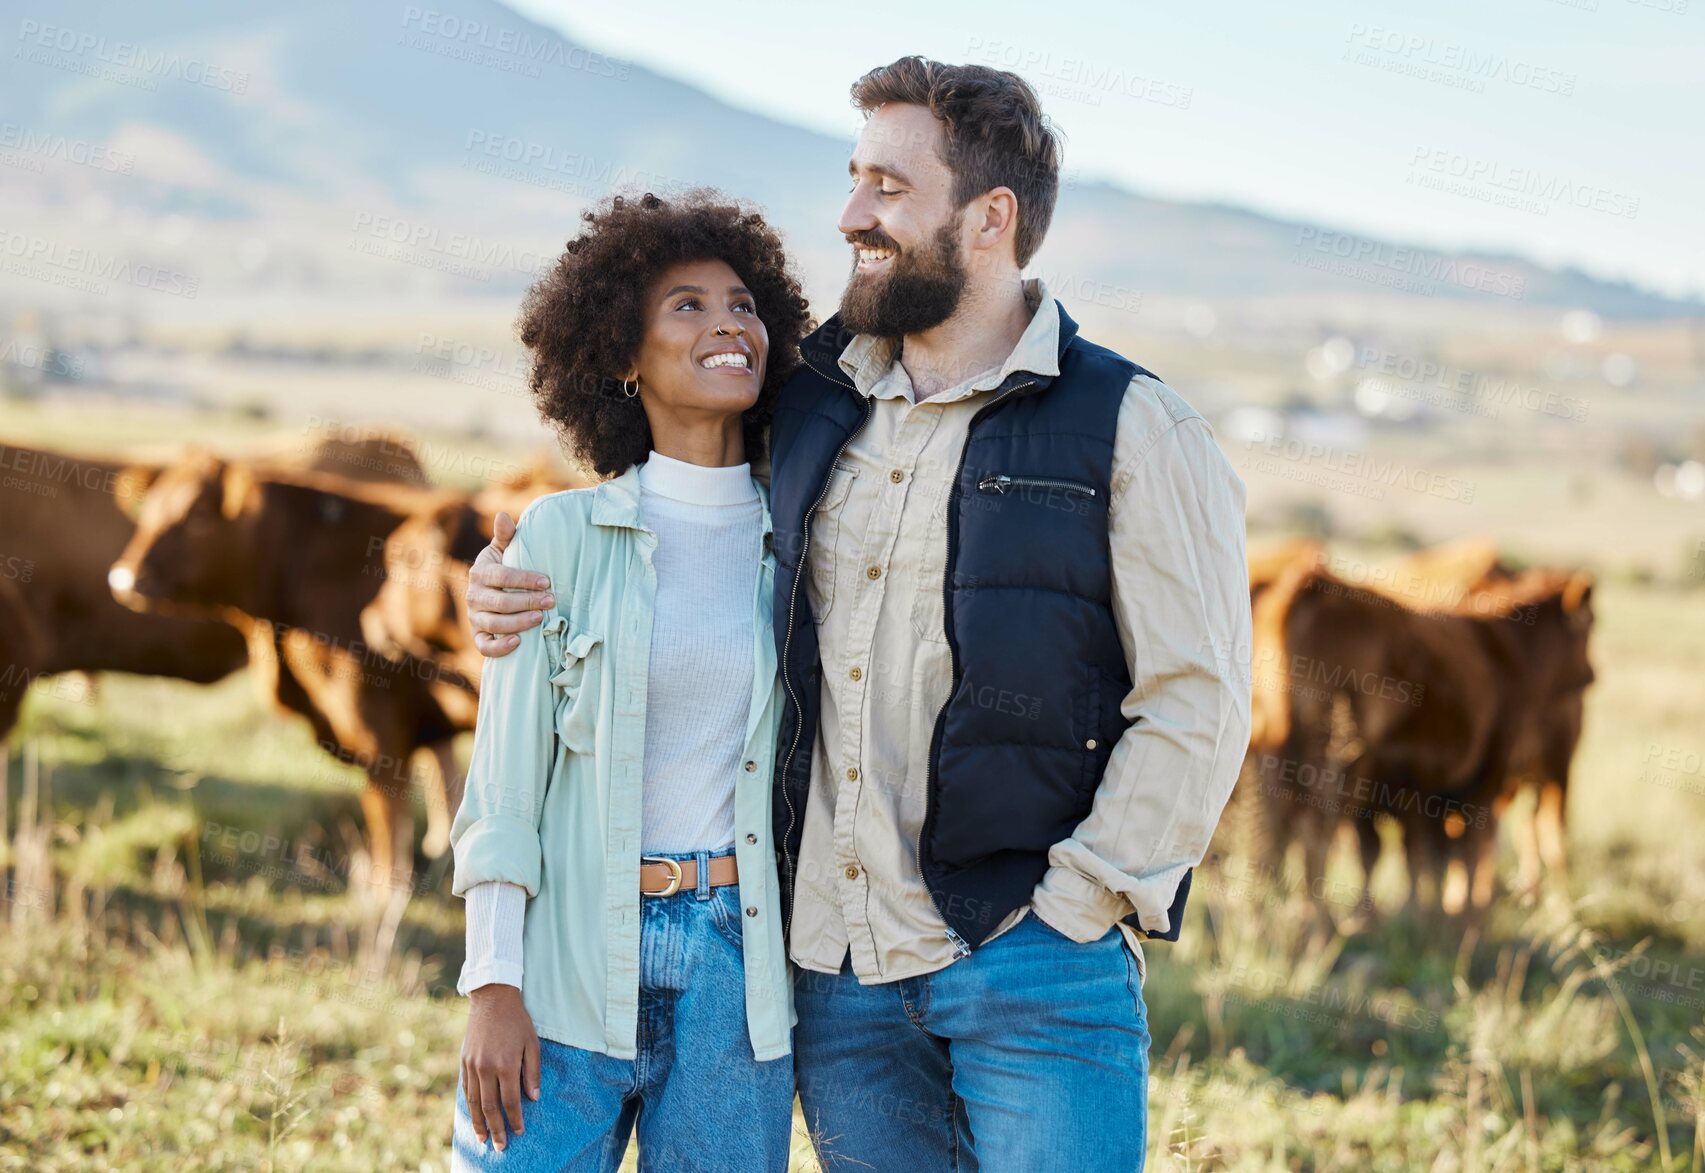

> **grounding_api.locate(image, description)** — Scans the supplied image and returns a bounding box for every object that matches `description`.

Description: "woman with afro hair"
[447,189,812,1171]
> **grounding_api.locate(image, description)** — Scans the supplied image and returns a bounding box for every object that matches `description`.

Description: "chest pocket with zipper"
[541,614,603,754]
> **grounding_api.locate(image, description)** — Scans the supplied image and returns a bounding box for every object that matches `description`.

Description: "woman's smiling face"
[627,258,769,415]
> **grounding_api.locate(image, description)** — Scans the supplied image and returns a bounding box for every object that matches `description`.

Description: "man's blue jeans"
[793,910,1150,1172]
[452,848,794,1172]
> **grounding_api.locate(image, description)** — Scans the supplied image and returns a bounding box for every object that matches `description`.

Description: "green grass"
[2,583,1703,1171]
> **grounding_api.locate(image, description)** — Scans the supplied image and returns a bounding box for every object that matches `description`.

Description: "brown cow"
[1355,545,1592,904]
[1254,558,1593,926]
[0,432,437,742]
[0,441,251,743]
[109,450,483,896]
[360,458,589,696]
[0,574,45,741]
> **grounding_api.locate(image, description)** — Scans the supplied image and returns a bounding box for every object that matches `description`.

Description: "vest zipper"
[977,474,1098,498]
[779,389,873,943]
[917,380,1040,952]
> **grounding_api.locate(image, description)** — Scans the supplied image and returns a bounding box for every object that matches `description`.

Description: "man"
[467,56,1251,1171]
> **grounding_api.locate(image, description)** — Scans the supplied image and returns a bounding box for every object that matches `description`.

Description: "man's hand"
[467,511,553,658]
[462,984,541,1150]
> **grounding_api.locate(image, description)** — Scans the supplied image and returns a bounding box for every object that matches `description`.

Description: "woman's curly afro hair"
[517,189,813,478]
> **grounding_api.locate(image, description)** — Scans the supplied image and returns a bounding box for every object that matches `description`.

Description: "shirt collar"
[637,450,758,506]
[591,461,773,539]
[836,278,1063,403]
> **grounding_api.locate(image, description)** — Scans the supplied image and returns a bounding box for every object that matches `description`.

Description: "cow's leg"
[1255,752,1295,901]
[1299,811,1336,936]
[358,776,414,899]
[1351,816,1382,922]
[1534,778,1568,893]
[1404,814,1447,919]
[1514,783,1544,904]
[1465,819,1500,913]
[416,740,464,860]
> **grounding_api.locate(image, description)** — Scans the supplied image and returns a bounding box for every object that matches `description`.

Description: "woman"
[449,190,811,1171]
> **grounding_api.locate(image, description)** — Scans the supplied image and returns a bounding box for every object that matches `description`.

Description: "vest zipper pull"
[944,926,972,959]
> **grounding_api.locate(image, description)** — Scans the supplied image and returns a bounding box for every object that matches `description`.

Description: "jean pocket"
[709,886,746,951]
[542,615,602,754]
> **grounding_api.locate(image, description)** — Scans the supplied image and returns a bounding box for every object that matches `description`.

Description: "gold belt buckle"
[641,856,683,897]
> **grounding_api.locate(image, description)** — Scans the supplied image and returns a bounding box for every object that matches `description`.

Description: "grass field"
[2,388,1703,1170]
[2,570,1702,1171]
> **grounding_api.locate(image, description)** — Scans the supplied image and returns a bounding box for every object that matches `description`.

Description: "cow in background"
[0,443,253,732]
[1254,556,1593,924]
[361,454,590,701]
[109,448,483,897]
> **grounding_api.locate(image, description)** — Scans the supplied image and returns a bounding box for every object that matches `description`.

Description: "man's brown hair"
[851,56,1062,268]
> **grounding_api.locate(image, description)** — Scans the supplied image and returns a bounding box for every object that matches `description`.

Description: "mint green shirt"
[449,465,793,1061]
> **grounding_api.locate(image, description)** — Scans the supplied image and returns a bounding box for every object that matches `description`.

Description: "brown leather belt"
[640,855,739,897]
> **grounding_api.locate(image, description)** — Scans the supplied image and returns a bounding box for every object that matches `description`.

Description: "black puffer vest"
[768,302,1190,948]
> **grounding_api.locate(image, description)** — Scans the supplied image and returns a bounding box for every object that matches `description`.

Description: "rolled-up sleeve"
[1030,406,1252,942]
[449,530,558,899]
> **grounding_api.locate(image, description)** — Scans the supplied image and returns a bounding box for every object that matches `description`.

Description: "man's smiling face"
[837,103,971,338]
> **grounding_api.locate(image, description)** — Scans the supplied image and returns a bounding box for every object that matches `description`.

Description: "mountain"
[2,0,1694,322]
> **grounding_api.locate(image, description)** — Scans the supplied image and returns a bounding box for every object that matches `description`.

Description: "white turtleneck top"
[458,450,763,994]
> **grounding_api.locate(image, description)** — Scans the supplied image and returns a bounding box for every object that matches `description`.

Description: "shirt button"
[745,906,758,917]
[746,833,758,844]
[846,766,859,781]
[743,760,757,772]
[866,565,882,580]
[889,469,903,483]
[845,864,860,880]
[849,666,862,681]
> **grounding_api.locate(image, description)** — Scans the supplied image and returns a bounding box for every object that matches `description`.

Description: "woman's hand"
[462,984,542,1150]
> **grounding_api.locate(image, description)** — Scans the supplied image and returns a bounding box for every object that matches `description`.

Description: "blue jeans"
[793,911,1149,1172]
[452,849,794,1172]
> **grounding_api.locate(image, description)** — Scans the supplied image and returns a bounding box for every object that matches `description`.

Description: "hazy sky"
[510,0,1703,302]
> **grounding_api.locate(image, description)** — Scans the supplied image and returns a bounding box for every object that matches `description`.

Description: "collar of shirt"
[835,278,1064,406]
[637,449,758,505]
[591,463,774,542]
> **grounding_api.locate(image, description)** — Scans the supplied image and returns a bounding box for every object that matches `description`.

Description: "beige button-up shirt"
[788,280,1253,985]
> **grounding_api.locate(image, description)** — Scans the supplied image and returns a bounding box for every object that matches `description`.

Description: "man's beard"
[837,218,967,339]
